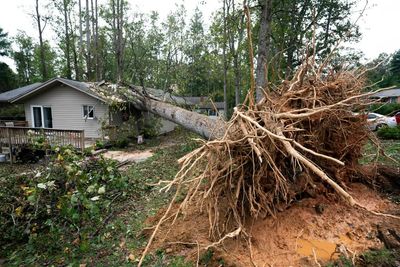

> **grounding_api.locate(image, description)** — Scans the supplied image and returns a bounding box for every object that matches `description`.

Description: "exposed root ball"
[165,66,376,239]
[138,63,387,266]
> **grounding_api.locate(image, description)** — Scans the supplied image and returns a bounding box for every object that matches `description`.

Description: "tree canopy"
[0,0,397,108]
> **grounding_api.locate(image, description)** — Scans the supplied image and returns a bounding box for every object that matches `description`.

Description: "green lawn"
[360,140,400,166]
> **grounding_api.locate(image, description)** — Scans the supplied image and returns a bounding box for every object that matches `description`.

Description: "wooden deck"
[0,127,85,163]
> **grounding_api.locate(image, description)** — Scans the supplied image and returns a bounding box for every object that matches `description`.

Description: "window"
[31,106,53,128]
[83,105,94,119]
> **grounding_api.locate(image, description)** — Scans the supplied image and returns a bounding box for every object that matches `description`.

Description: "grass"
[359,140,400,166]
[325,249,400,267]
[69,130,198,266]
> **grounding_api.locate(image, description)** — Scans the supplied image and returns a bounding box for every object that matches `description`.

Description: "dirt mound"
[145,183,400,266]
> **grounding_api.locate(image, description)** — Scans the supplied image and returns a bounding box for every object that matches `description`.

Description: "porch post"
[80,130,85,152]
[7,127,13,164]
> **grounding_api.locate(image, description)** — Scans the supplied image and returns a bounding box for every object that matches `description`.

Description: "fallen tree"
[94,83,226,140]
[91,50,399,266]
[132,56,399,265]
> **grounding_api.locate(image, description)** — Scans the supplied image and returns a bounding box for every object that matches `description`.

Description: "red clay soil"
[144,183,400,266]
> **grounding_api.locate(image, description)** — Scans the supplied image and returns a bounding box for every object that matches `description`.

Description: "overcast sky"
[0,0,399,67]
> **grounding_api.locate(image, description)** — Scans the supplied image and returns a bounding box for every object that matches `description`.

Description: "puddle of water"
[296,236,352,261]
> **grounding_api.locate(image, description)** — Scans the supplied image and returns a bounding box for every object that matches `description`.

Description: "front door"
[32,106,53,128]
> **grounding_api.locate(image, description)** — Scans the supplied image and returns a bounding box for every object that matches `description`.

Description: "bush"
[377,126,400,139]
[0,104,24,117]
[369,103,400,115]
[0,146,129,259]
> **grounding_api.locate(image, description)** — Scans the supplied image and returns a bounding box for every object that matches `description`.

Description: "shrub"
[377,126,400,139]
[369,103,400,115]
[0,146,129,258]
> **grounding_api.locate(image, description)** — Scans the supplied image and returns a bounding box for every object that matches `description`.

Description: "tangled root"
[138,61,395,266]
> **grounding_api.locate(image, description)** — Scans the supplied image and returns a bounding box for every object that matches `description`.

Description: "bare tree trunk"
[67,10,79,80]
[63,0,72,79]
[95,0,100,81]
[35,0,48,81]
[115,0,124,82]
[128,86,226,140]
[222,0,228,119]
[78,0,83,80]
[255,0,272,101]
[228,0,245,106]
[85,0,91,80]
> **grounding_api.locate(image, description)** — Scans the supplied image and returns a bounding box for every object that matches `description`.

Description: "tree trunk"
[128,86,226,140]
[63,0,72,79]
[255,0,272,101]
[78,0,83,80]
[222,0,228,119]
[68,11,79,80]
[85,0,91,80]
[116,0,124,82]
[35,0,48,81]
[95,0,100,81]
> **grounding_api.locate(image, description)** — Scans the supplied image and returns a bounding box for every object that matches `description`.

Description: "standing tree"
[85,0,91,80]
[12,32,37,85]
[34,0,49,81]
[53,0,73,79]
[0,27,10,56]
[255,0,273,101]
[63,0,72,79]
[222,0,229,118]
[389,50,400,85]
[0,28,16,92]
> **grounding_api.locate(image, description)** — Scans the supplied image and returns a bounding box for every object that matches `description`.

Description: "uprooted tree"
[122,53,399,266]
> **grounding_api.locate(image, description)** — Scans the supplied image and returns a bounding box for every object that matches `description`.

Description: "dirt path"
[103,150,154,163]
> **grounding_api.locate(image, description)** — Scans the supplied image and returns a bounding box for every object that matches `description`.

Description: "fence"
[0,127,85,163]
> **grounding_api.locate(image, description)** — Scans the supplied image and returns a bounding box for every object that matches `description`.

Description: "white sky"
[354,0,400,60]
[0,0,399,67]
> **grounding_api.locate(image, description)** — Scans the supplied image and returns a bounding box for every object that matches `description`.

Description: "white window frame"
[31,105,52,128]
[83,105,95,120]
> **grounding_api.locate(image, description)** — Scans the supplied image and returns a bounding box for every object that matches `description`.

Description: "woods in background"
[0,0,399,113]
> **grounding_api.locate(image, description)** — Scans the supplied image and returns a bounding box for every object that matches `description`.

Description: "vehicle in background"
[395,112,400,125]
[367,112,397,131]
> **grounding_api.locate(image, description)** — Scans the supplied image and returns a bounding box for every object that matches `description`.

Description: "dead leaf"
[128,253,135,262]
[119,238,126,249]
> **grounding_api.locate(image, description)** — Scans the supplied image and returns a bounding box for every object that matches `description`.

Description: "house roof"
[182,96,224,110]
[371,88,400,98]
[183,96,209,105]
[0,77,195,108]
[11,77,105,103]
[0,82,42,103]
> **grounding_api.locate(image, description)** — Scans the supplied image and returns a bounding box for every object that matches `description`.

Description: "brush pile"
[139,60,382,265]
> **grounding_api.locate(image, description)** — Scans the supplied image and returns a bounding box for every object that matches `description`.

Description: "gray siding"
[24,85,108,138]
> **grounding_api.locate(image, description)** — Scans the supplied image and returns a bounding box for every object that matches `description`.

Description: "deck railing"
[0,120,28,127]
[0,126,85,155]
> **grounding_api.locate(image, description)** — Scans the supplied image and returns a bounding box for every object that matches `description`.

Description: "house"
[0,78,177,138]
[183,96,225,118]
[370,88,400,103]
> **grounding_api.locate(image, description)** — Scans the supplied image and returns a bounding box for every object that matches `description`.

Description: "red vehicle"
[395,112,400,125]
